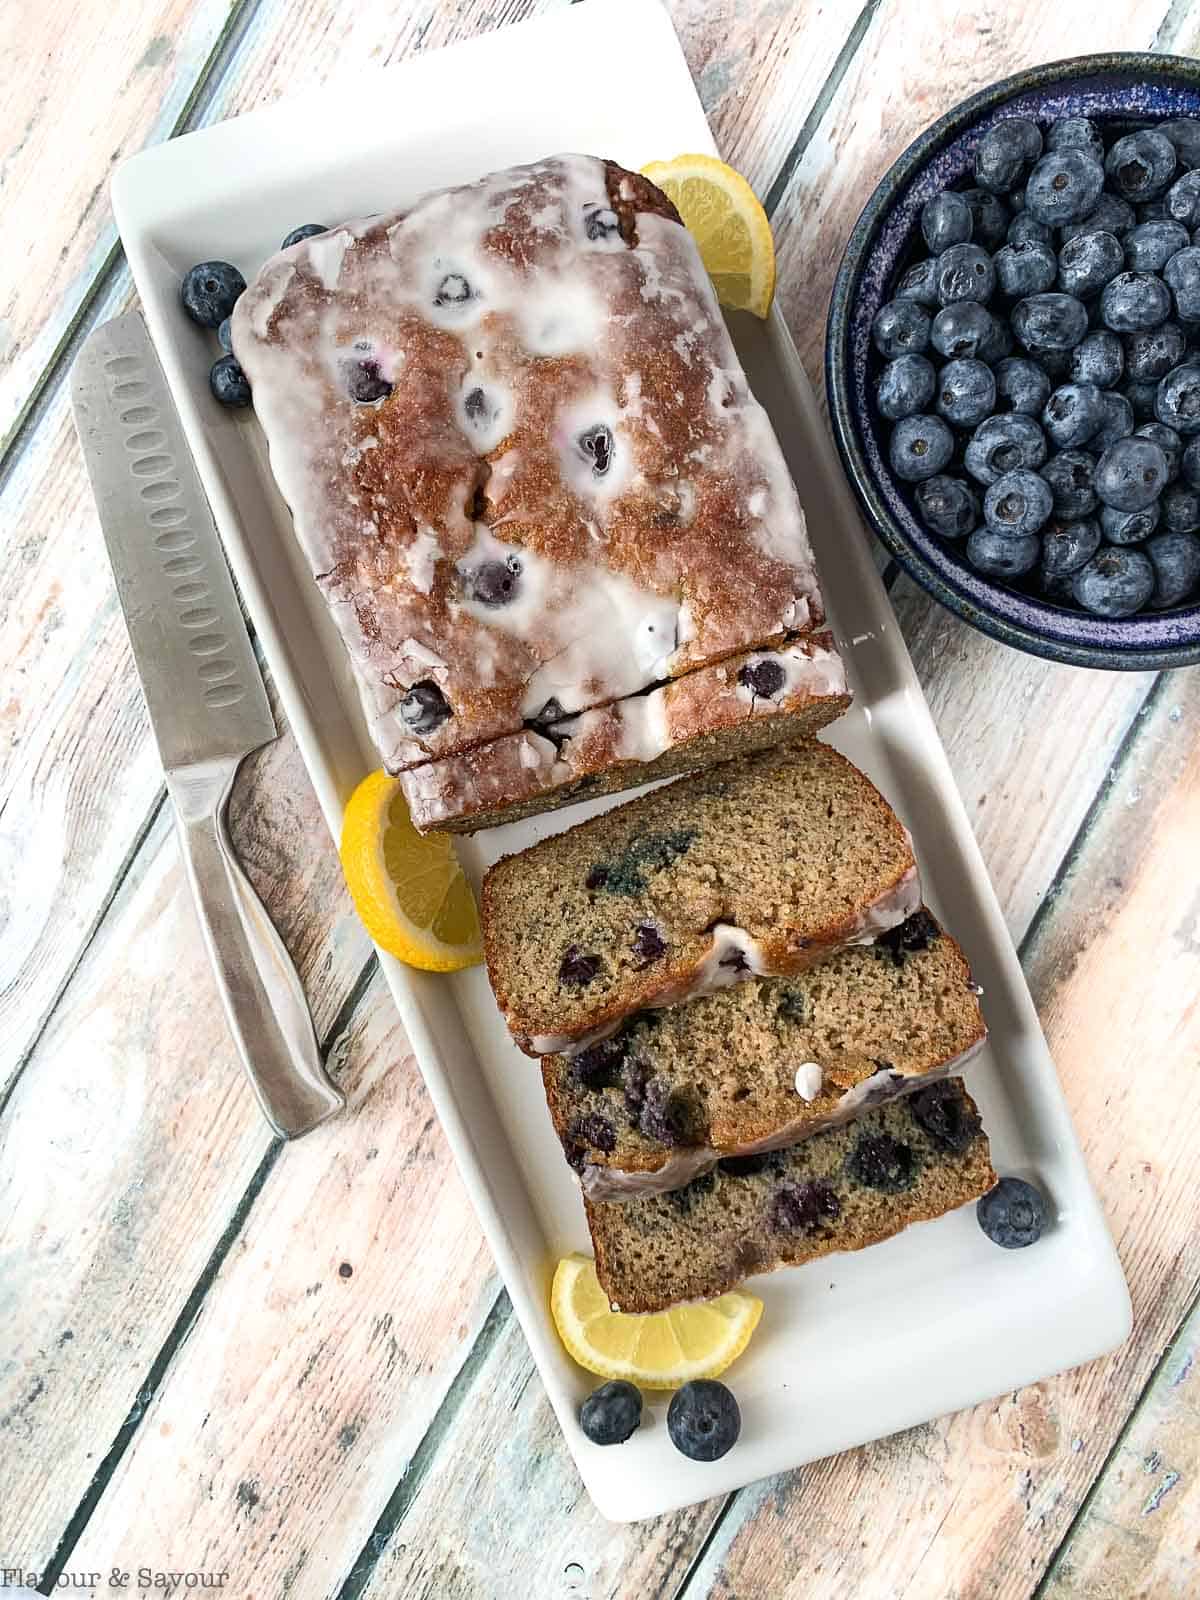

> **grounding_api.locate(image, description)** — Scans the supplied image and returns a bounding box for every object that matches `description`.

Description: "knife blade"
[71,311,345,1139]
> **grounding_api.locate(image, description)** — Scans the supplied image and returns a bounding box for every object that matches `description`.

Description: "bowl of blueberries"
[826,53,1200,669]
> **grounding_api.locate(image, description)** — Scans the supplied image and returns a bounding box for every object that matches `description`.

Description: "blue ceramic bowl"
[826,53,1200,670]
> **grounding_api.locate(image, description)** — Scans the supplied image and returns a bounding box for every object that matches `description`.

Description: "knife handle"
[168,758,346,1139]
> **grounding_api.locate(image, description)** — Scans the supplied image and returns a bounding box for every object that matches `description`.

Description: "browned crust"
[482,743,918,1054]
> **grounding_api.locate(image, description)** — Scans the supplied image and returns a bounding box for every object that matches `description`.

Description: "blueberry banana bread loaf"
[586,1080,995,1312]
[544,910,986,1201]
[482,742,920,1056]
[401,634,850,833]
[232,155,830,776]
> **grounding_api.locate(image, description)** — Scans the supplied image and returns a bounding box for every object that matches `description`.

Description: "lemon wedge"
[551,1254,762,1389]
[339,769,482,972]
[641,153,776,317]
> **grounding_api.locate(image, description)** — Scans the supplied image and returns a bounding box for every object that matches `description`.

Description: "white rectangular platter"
[112,0,1130,1523]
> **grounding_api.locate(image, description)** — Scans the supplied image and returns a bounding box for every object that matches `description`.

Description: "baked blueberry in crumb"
[584,205,622,240]
[775,985,806,1024]
[846,1132,917,1192]
[564,1111,617,1167]
[531,697,566,727]
[668,1380,740,1462]
[466,557,521,606]
[580,1380,642,1445]
[578,423,614,476]
[346,359,393,404]
[875,910,939,966]
[908,1080,982,1153]
[639,1078,692,1145]
[559,946,603,986]
[768,1179,840,1234]
[463,386,490,422]
[720,948,749,973]
[719,1153,772,1176]
[434,272,472,306]
[667,1171,717,1214]
[570,1036,628,1092]
[738,658,787,698]
[399,680,451,735]
[977,1176,1048,1248]
[631,923,667,965]
[622,1058,651,1123]
[585,830,698,895]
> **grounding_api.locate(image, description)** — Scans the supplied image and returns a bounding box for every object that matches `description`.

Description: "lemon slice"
[641,153,776,317]
[339,769,482,972]
[551,1254,762,1389]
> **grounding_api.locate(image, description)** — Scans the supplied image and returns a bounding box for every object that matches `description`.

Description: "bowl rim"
[826,48,1200,671]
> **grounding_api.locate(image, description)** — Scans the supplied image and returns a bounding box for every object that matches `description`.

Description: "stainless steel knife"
[71,311,345,1140]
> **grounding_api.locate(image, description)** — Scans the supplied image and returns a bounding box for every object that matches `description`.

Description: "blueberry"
[1012,292,1089,353]
[934,243,996,306]
[1100,271,1171,333]
[1146,530,1200,605]
[768,1179,840,1233]
[1181,434,1200,487]
[1099,502,1160,545]
[921,190,974,253]
[895,257,941,306]
[984,468,1053,537]
[930,301,997,361]
[876,354,937,420]
[667,1380,741,1462]
[1134,420,1182,480]
[994,239,1057,298]
[1073,545,1156,615]
[975,117,1043,194]
[1092,390,1136,451]
[1041,450,1097,518]
[1163,484,1200,533]
[1046,117,1104,162]
[584,206,622,241]
[400,680,452,735]
[565,1110,617,1163]
[1164,170,1200,233]
[961,187,1009,248]
[965,413,1047,484]
[1121,378,1160,421]
[1038,564,1081,603]
[1041,515,1101,574]
[1155,362,1200,433]
[889,414,955,481]
[995,356,1052,415]
[1057,230,1123,298]
[1158,117,1200,170]
[346,358,392,403]
[578,423,614,476]
[1105,130,1177,203]
[209,354,251,408]
[579,1380,642,1446]
[181,261,246,329]
[1124,220,1190,272]
[466,556,521,606]
[874,908,939,964]
[935,358,996,428]
[1163,246,1200,320]
[871,299,931,357]
[281,223,329,249]
[570,1036,627,1091]
[1124,321,1187,383]
[1094,436,1169,511]
[622,1059,650,1123]
[1025,150,1105,227]
[914,474,979,539]
[846,1132,917,1192]
[1139,198,1171,223]
[638,1077,691,1145]
[217,317,233,353]
[976,1177,1049,1249]
[1071,329,1124,388]
[435,272,472,306]
[966,526,1040,578]
[559,946,603,986]
[1043,382,1106,450]
[1007,211,1054,247]
[908,1079,982,1153]
[1061,192,1135,244]
[631,922,668,964]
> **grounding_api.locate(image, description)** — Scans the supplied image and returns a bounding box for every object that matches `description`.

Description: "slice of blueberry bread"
[482,742,920,1056]
[543,910,986,1201]
[400,633,850,834]
[586,1080,995,1313]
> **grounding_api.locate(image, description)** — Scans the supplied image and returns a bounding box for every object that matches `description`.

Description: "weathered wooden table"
[3,2,1198,1595]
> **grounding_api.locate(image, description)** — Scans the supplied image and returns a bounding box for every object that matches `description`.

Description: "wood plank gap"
[1017,668,1168,963]
[0,786,168,1124]
[0,0,268,479]
[1152,0,1196,51]
[333,1289,513,1600]
[668,1493,739,1600]
[763,0,884,218]
[1030,1279,1200,1599]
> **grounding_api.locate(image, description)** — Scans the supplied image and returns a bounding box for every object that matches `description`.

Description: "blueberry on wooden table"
[1070,330,1124,389]
[209,354,251,408]
[920,189,973,254]
[281,222,330,248]
[1041,516,1101,575]
[1072,545,1156,616]
[667,1381,741,1462]
[976,1177,1048,1249]
[1046,116,1104,162]
[966,527,1040,578]
[914,474,978,539]
[1040,450,1097,519]
[994,356,1051,416]
[579,1381,642,1446]
[1024,149,1105,227]
[876,354,936,420]
[983,468,1053,538]
[1105,130,1177,203]
[181,260,246,328]
[1099,502,1160,545]
[1146,530,1200,605]
[888,414,954,481]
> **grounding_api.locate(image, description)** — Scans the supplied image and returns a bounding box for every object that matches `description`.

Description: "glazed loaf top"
[232,155,825,772]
